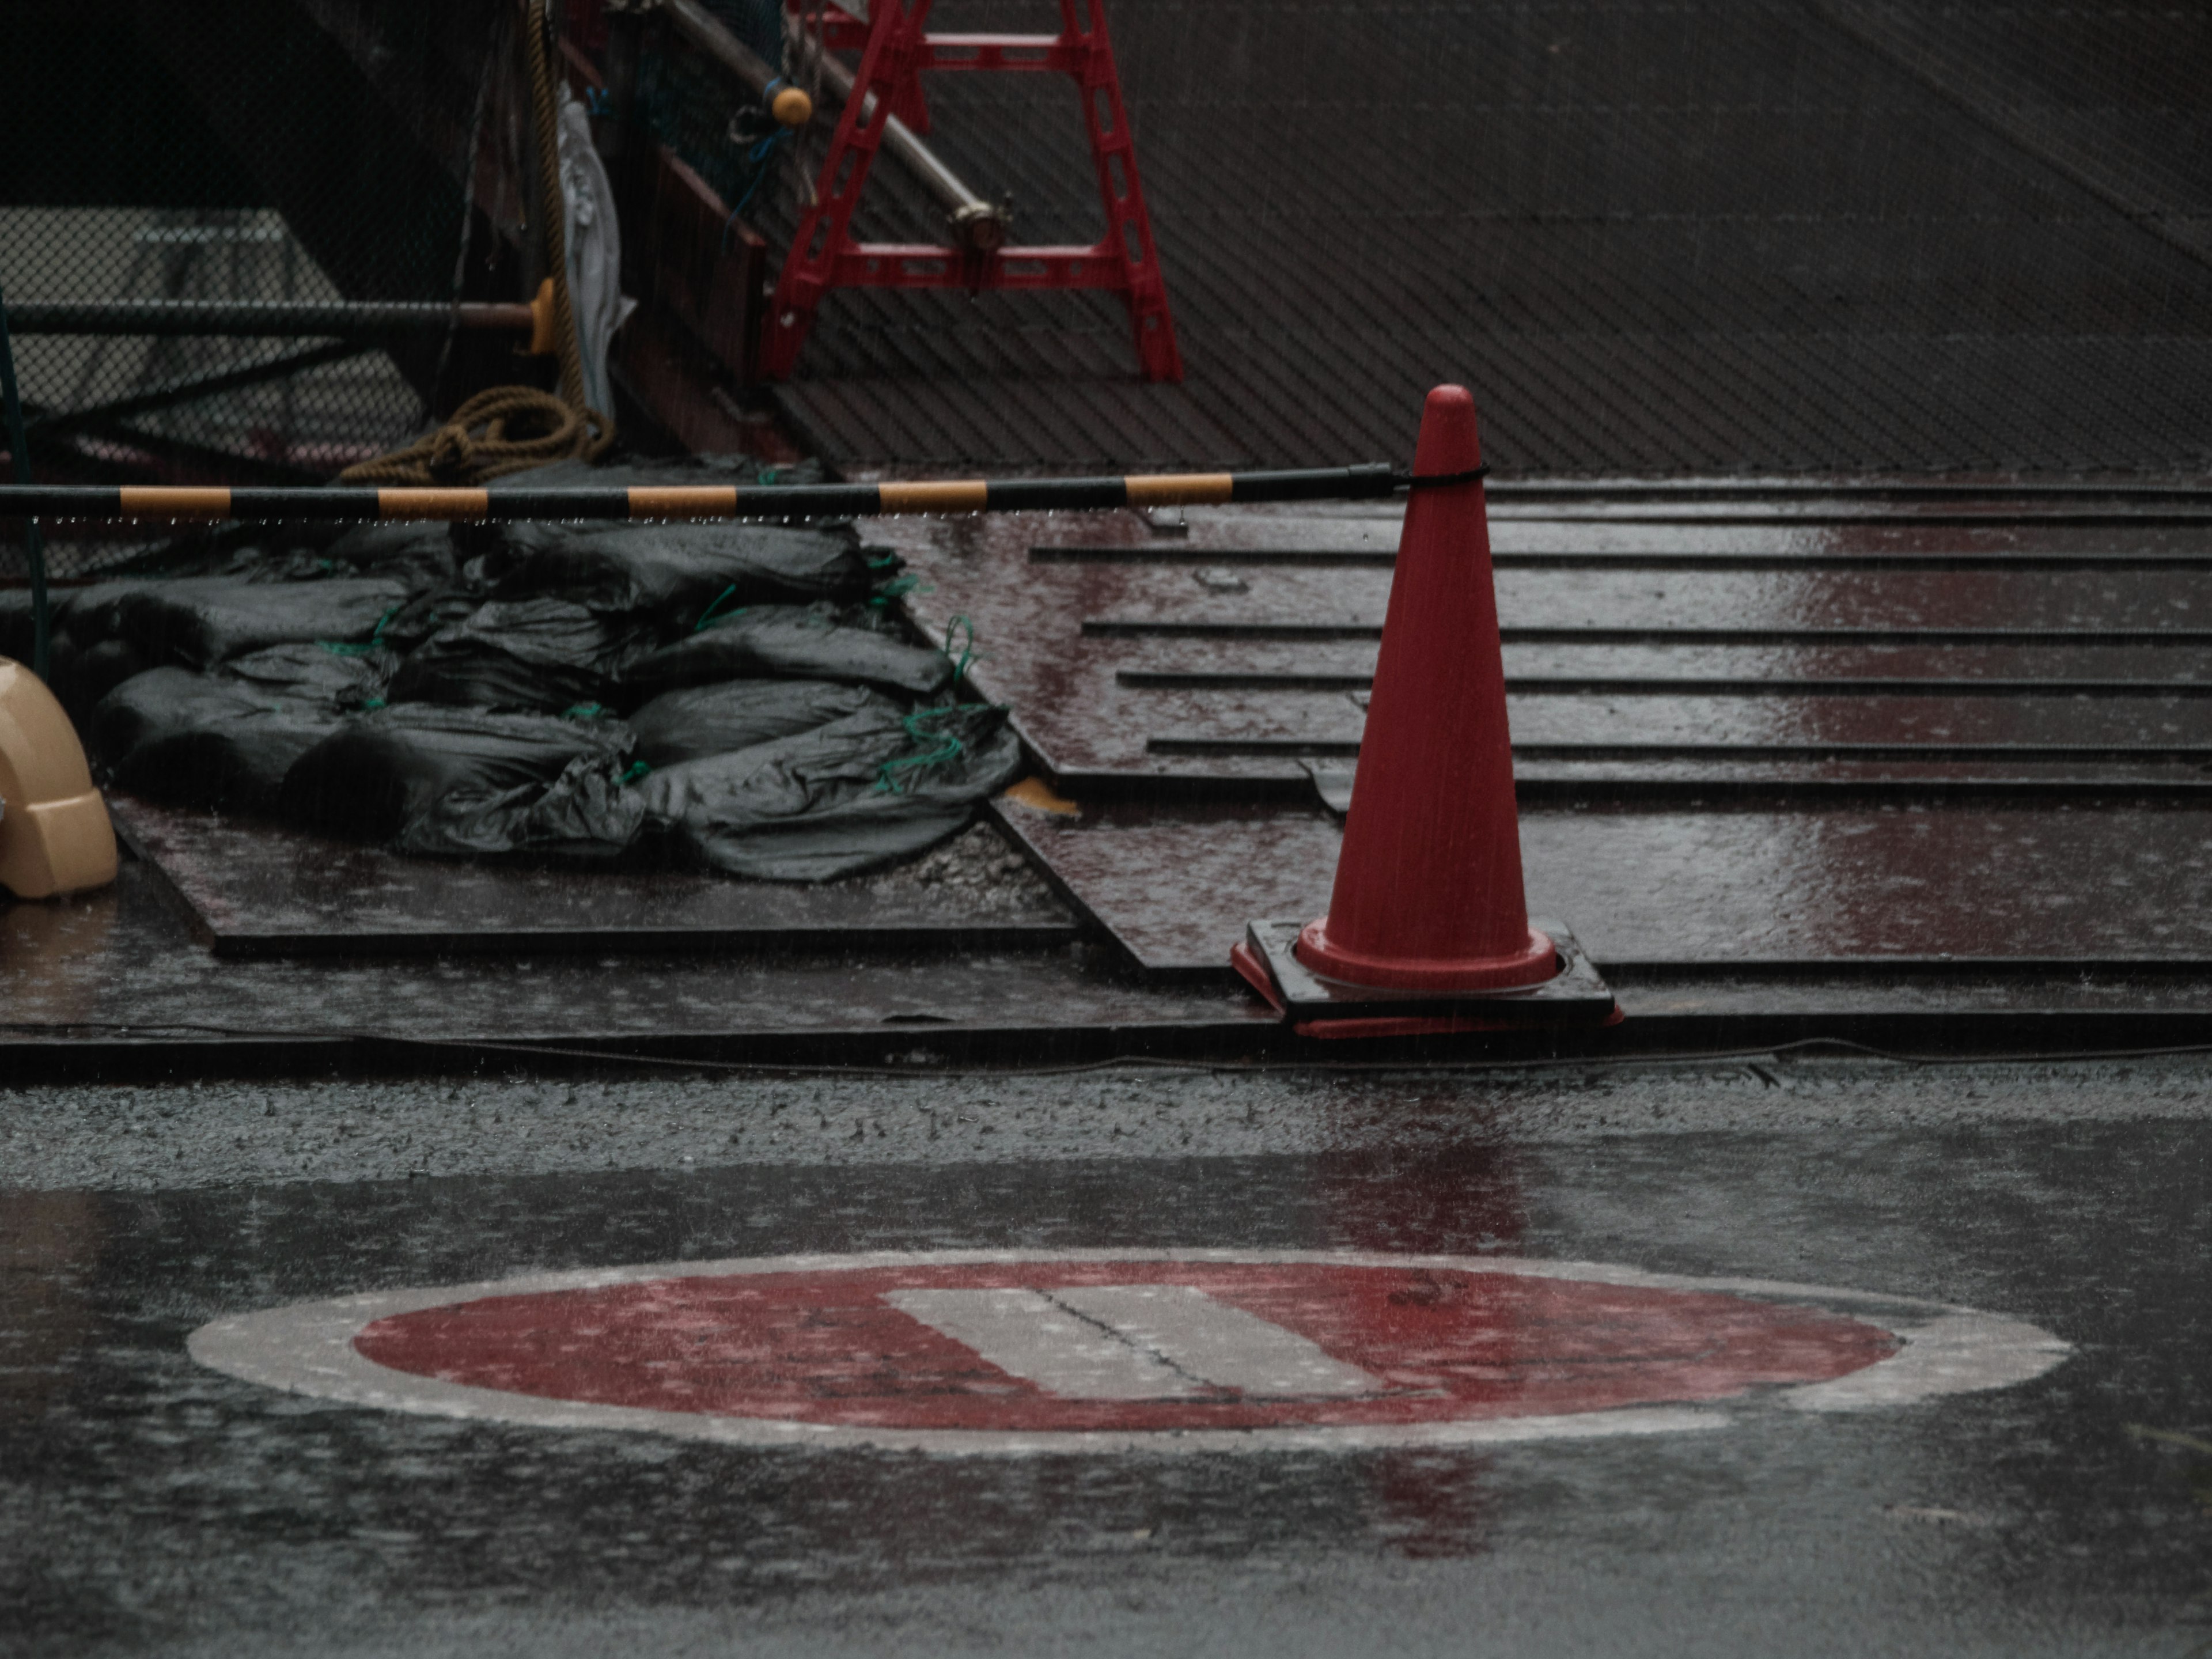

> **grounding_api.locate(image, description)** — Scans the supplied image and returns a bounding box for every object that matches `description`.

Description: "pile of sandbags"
[65,463,1020,881]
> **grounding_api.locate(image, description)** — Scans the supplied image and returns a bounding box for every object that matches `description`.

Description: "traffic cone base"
[1294,916,1557,992]
[1236,918,1616,1033]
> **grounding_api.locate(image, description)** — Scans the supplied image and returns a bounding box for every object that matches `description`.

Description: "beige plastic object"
[0,657,117,899]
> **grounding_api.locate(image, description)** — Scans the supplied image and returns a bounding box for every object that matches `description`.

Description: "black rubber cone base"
[1233,917,1619,1038]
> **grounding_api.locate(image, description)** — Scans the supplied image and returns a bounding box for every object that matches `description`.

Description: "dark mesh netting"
[1,0,533,578]
[9,0,2211,594]
[752,0,2212,478]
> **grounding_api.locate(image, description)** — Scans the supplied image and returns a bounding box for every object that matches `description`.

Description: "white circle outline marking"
[185,1249,2070,1456]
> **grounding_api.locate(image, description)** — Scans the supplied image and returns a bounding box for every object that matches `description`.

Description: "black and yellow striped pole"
[0,464,1404,522]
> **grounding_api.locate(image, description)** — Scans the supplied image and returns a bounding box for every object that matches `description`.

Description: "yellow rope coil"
[338,386,609,486]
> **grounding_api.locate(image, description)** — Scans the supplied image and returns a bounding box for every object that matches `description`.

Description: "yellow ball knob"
[771,85,813,128]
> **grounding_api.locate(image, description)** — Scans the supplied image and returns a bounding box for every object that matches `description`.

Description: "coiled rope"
[339,385,604,486]
[341,0,612,487]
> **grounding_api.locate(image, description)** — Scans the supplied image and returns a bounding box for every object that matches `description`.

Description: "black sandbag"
[33,584,131,714]
[0,589,31,662]
[73,520,354,583]
[626,679,895,767]
[112,575,412,669]
[484,454,830,495]
[220,642,398,711]
[279,704,644,858]
[380,566,498,654]
[92,667,342,812]
[0,591,85,675]
[636,702,1023,881]
[74,638,153,709]
[317,521,459,586]
[622,603,953,698]
[51,581,143,649]
[385,598,652,713]
[492,520,872,619]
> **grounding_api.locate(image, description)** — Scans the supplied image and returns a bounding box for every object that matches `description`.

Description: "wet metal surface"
[109,799,1077,960]
[892,499,2212,791]
[904,498,2212,998]
[4,1059,2210,1655]
[13,849,2212,1070]
[995,796,2212,976]
[0,862,1260,1065]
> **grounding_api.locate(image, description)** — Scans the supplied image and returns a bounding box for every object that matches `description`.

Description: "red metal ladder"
[760,0,1184,382]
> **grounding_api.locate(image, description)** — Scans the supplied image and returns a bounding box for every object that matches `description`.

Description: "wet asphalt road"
[5,1056,2212,1658]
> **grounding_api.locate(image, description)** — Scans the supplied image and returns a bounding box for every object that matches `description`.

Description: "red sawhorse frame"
[760,0,1184,382]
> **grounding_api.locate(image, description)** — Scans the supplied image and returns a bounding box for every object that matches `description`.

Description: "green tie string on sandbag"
[317,605,404,658]
[942,616,978,681]
[871,618,993,793]
[874,704,995,796]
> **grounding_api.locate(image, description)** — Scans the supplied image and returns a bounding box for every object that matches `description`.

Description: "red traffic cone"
[1231,385,1615,1036]
[1296,384,1555,991]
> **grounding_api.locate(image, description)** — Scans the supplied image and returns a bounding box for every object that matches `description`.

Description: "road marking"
[885,1284,1382,1399]
[885,1287,1205,1400]
[1052,1284,1382,1397]
[1781,1311,2072,1410]
[186,1249,2071,1456]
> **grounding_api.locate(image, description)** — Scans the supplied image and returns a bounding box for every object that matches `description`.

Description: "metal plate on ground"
[994,795,2212,981]
[937,495,2212,998]
[110,798,1077,960]
[891,499,2212,800]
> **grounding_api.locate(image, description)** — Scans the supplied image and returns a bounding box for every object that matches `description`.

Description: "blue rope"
[724,126,789,248]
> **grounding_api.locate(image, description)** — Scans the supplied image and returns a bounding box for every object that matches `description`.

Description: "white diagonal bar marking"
[885,1284,1380,1400]
[1051,1285,1380,1397]
[885,1287,1203,1399]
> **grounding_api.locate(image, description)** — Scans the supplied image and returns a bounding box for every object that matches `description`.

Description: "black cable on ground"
[388,1033,2212,1079]
[9,1024,2212,1082]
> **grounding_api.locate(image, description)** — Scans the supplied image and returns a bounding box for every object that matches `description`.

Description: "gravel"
[7,1054,2212,1194]
[852,818,1060,915]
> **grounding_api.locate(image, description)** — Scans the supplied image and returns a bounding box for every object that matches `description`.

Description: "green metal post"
[0,278,51,680]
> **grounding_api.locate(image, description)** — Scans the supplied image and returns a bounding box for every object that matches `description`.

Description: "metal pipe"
[7,301,539,337]
[0,465,1402,522]
[801,31,1006,249]
[23,340,367,441]
[662,0,1006,251]
[661,0,780,95]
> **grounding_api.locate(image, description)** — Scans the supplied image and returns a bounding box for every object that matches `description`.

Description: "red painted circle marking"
[353,1259,1896,1433]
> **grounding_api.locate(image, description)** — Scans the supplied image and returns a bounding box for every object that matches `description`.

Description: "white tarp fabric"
[555,91,635,417]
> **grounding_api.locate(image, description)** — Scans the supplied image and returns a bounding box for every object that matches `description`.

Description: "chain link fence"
[2,0,813,582]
